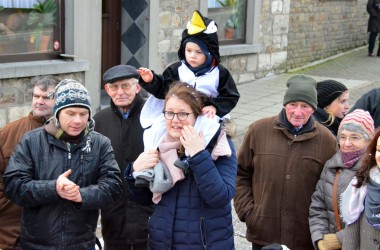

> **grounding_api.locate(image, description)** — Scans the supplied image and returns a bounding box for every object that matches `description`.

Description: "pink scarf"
[152,135,184,203]
[152,131,231,203]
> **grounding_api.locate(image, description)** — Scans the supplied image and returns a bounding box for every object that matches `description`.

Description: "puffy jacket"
[94,95,154,246]
[0,112,46,250]
[234,111,338,250]
[148,139,237,250]
[3,124,122,250]
[309,152,363,248]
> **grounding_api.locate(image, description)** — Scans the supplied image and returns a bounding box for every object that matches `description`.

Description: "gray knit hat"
[283,75,318,110]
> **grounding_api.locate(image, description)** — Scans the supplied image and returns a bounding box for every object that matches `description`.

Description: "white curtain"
[0,0,40,8]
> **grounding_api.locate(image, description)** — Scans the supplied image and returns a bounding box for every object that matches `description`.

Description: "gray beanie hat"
[283,75,318,110]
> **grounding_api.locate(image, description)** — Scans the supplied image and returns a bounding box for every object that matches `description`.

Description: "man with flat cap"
[94,65,154,250]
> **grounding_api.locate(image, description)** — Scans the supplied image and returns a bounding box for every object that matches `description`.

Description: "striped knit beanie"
[338,109,374,140]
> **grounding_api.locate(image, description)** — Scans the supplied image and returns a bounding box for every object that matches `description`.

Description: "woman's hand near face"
[180,125,205,157]
[133,149,159,172]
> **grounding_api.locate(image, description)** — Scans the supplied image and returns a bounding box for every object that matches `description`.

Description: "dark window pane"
[0,0,64,62]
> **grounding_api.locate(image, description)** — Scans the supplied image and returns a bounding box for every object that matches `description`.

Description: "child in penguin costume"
[132,11,239,194]
[138,10,240,150]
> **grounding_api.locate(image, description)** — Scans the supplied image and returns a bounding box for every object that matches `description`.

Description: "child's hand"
[202,105,217,118]
[133,149,159,172]
[180,125,205,157]
[137,67,153,83]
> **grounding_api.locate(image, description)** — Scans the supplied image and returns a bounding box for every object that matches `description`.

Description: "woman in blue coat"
[128,82,237,250]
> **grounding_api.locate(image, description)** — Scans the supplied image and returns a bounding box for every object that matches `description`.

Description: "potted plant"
[217,0,243,39]
[27,0,57,51]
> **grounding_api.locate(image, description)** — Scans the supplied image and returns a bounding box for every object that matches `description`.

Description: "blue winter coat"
[148,139,237,250]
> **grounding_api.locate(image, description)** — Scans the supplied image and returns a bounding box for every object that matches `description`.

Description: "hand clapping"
[56,169,82,203]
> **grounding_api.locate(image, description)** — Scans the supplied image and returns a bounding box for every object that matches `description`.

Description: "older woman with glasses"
[125,82,237,249]
[341,127,380,249]
[309,109,375,250]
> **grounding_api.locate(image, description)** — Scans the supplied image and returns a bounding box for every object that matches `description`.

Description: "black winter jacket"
[349,88,380,128]
[94,94,154,246]
[3,124,122,250]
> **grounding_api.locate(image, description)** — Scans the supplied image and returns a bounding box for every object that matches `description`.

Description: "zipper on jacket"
[66,142,71,163]
[200,217,207,249]
[61,142,72,248]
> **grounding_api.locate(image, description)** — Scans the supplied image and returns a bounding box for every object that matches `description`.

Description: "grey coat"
[343,212,380,250]
[309,152,364,248]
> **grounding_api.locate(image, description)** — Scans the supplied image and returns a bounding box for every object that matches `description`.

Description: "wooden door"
[101,0,121,87]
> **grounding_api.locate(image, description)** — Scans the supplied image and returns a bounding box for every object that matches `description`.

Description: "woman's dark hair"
[165,82,208,118]
[355,128,380,187]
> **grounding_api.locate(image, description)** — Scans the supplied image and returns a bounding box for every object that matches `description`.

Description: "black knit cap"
[316,80,348,109]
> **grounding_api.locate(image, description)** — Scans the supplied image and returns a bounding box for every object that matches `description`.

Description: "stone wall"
[287,0,368,69]
[155,0,369,82]
[0,72,84,128]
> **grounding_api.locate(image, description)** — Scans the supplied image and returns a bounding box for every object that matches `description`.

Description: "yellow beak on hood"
[187,11,207,35]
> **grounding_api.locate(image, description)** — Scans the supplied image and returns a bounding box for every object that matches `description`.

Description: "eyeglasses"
[338,135,364,143]
[163,111,193,121]
[107,82,136,92]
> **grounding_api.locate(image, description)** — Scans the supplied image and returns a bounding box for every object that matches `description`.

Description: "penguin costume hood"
[178,10,220,66]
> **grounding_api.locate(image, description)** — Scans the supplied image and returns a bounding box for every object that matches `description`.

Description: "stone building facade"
[151,0,368,85]
[0,0,370,128]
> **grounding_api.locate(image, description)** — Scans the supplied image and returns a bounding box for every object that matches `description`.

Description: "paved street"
[231,45,380,249]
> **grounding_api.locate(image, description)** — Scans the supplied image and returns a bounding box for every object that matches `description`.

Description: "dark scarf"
[340,148,367,169]
[279,109,315,135]
[365,178,380,229]
[182,59,215,77]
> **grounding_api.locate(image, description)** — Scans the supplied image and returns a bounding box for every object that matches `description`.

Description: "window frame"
[206,0,247,46]
[0,0,65,63]
[200,0,259,48]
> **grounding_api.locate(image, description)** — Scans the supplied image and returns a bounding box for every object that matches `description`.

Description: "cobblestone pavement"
[97,45,380,250]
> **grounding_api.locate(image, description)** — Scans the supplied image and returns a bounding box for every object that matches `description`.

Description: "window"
[0,0,64,63]
[207,0,246,45]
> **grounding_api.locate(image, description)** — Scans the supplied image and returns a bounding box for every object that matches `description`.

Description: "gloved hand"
[323,234,342,250]
[317,240,326,250]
